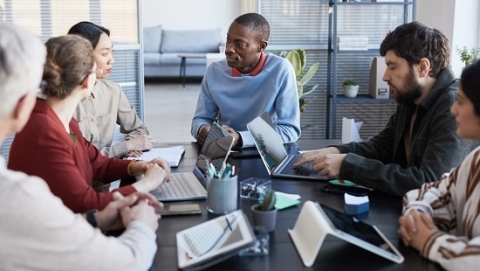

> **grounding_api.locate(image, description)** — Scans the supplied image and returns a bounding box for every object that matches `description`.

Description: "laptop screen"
[247,115,288,174]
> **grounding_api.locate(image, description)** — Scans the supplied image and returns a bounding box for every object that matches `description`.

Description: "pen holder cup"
[206,175,238,214]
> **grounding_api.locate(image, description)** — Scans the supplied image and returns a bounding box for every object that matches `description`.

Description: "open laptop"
[177,210,255,270]
[246,115,329,181]
[150,158,208,202]
[289,201,404,266]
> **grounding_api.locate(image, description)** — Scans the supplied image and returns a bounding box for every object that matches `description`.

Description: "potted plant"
[456,46,480,67]
[342,79,359,98]
[251,189,277,232]
[279,49,320,115]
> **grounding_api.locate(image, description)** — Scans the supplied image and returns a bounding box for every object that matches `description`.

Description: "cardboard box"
[369,56,390,99]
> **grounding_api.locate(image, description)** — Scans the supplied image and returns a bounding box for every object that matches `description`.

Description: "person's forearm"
[100,142,129,158]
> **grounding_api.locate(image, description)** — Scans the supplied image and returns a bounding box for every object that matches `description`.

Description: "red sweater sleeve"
[8,100,137,213]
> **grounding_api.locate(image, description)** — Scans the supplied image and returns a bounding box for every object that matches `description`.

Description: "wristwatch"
[86,209,98,228]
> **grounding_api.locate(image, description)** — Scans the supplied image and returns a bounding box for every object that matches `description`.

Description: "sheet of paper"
[126,145,185,167]
[275,193,301,210]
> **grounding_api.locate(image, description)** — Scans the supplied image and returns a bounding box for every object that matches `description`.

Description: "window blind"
[259,0,411,140]
[0,0,144,161]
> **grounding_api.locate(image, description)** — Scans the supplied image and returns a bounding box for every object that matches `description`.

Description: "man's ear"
[418,57,431,77]
[259,40,268,52]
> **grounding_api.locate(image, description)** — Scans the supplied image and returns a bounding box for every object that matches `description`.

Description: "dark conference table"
[152,140,443,271]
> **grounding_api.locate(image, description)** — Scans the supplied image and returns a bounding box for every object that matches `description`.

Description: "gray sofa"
[143,25,222,78]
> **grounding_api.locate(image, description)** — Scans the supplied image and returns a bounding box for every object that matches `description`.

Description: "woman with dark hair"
[8,34,170,213]
[68,21,152,158]
[398,60,480,270]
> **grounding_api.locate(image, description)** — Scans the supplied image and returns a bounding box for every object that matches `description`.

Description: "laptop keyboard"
[151,172,207,201]
[283,157,314,176]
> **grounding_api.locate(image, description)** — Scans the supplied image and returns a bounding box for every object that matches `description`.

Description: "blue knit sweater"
[191,53,301,147]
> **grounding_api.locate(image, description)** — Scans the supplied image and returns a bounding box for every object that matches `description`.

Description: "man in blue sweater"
[191,13,301,148]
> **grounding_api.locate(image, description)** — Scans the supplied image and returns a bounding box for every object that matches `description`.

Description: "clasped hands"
[293,147,346,179]
[398,209,438,253]
[95,191,162,232]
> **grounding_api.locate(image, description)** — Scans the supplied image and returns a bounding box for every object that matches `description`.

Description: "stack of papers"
[126,145,185,167]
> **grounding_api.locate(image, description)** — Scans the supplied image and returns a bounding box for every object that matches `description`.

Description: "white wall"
[417,0,480,77]
[142,0,241,38]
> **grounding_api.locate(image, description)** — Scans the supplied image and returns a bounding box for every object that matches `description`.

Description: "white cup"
[206,175,237,214]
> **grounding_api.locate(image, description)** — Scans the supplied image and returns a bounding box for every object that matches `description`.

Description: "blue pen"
[222,165,231,179]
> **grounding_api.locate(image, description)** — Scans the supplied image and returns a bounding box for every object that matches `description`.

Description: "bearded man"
[294,21,477,196]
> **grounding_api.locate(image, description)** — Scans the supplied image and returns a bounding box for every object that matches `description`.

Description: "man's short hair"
[0,23,46,119]
[234,13,270,41]
[380,21,449,78]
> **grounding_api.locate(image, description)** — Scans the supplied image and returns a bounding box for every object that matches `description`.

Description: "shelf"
[330,94,395,103]
[325,0,415,139]
[334,1,414,6]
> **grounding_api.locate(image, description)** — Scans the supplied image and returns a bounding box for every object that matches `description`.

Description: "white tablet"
[289,201,404,267]
[176,210,255,271]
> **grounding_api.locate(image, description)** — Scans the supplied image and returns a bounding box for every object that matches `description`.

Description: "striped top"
[403,146,480,270]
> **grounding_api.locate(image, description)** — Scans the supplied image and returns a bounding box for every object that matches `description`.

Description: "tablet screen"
[320,204,394,254]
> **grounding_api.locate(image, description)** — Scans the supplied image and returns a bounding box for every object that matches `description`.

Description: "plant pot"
[251,204,278,232]
[343,85,359,98]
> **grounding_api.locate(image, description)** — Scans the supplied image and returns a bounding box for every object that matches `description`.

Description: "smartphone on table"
[157,203,202,216]
[321,182,371,197]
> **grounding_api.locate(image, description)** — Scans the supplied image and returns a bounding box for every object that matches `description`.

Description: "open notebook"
[126,145,185,167]
[177,210,255,270]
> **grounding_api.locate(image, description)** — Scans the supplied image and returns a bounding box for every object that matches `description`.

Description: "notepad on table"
[126,145,185,167]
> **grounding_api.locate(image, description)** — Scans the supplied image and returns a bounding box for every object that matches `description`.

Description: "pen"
[222,164,231,179]
[225,218,232,231]
[208,162,218,178]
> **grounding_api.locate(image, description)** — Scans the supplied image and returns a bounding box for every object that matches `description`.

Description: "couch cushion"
[143,25,162,53]
[144,53,161,65]
[161,29,221,53]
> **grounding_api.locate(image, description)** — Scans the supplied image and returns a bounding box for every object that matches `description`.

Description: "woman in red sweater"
[8,35,170,213]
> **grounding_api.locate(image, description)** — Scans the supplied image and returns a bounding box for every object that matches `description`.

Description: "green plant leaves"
[280,49,320,117]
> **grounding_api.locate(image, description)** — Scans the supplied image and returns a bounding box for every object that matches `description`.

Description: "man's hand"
[95,191,163,231]
[293,147,344,178]
[221,125,241,147]
[126,134,153,152]
[398,209,436,248]
[197,125,211,146]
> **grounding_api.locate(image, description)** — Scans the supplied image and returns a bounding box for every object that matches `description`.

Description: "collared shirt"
[231,52,267,77]
[73,79,149,158]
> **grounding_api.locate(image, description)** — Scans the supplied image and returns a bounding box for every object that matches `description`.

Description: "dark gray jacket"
[336,68,477,196]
